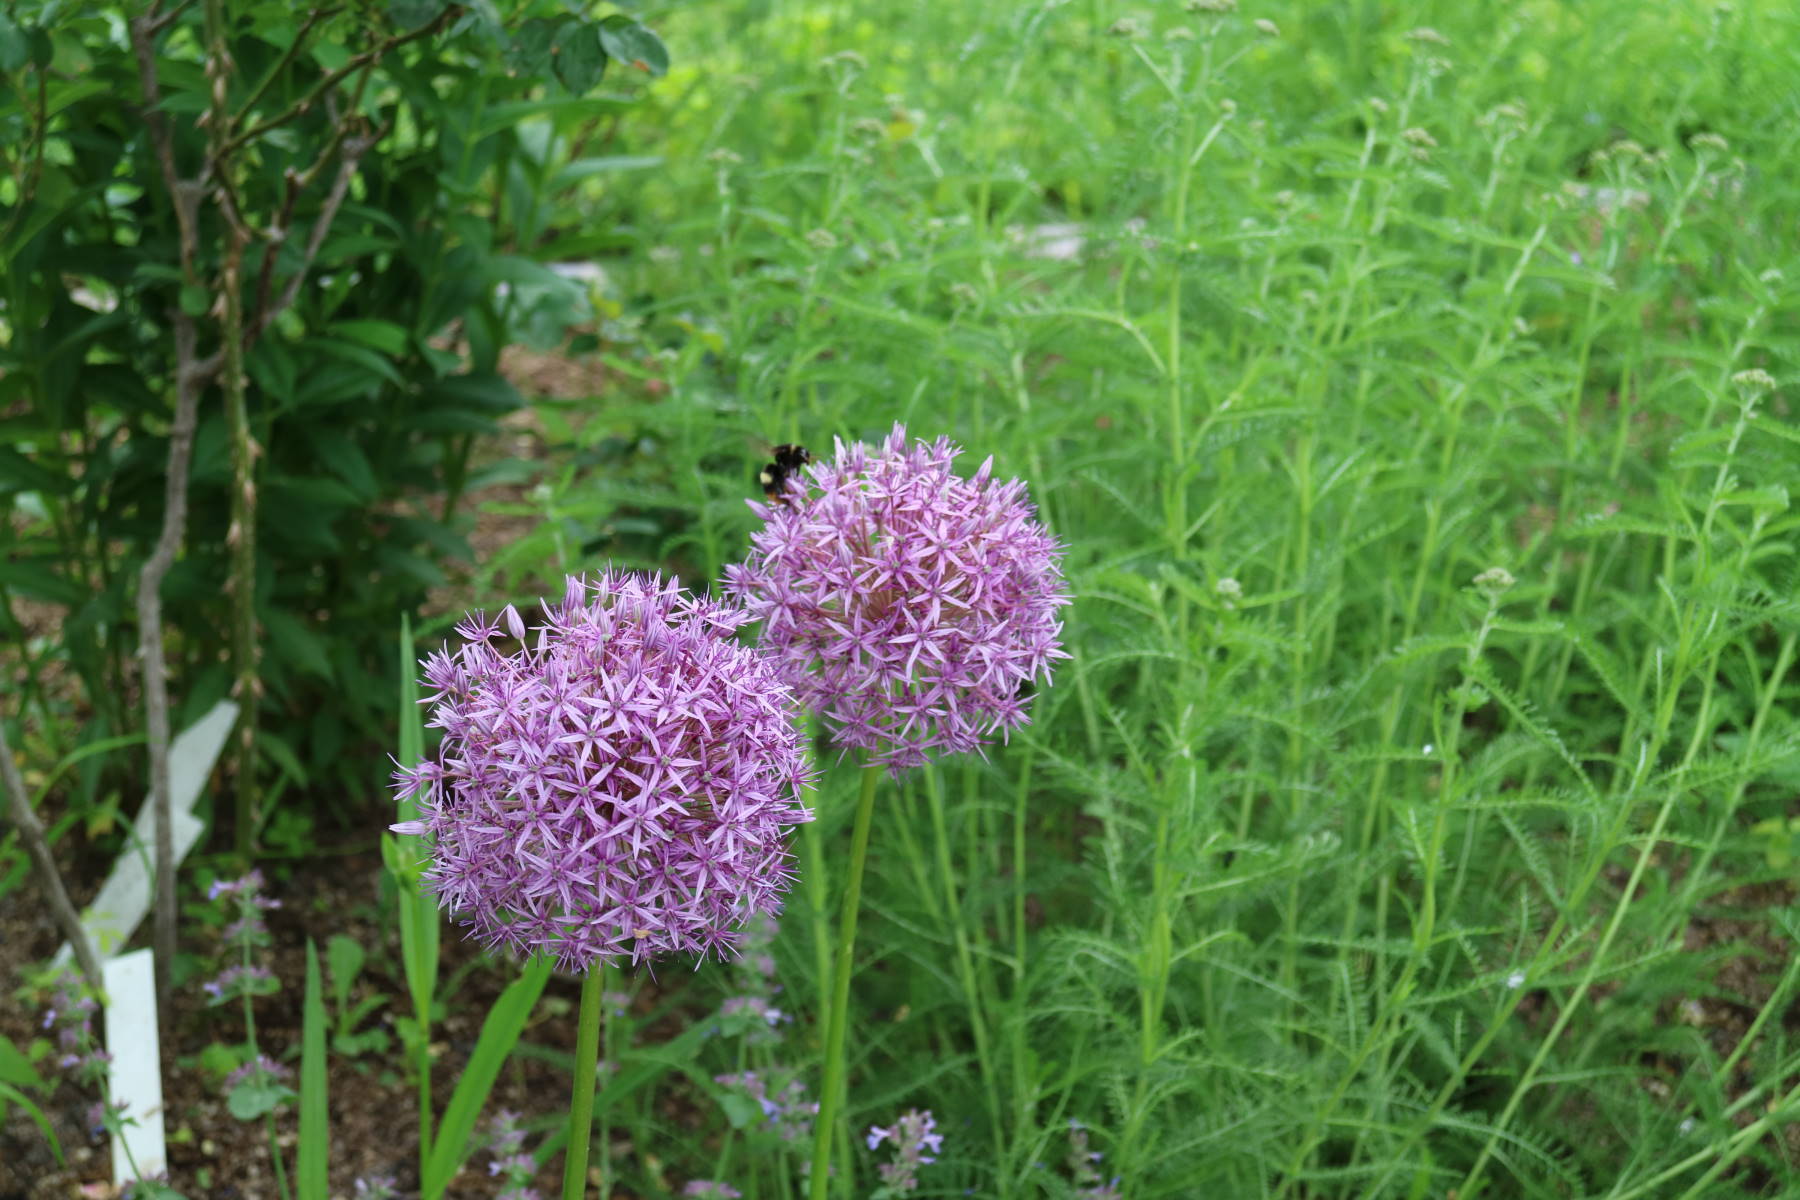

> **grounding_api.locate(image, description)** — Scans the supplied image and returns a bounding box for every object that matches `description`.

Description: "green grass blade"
[0,1081,63,1166]
[421,954,554,1199]
[297,939,329,1200]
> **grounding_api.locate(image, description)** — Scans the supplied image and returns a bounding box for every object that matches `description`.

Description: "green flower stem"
[808,762,881,1200]
[564,966,607,1200]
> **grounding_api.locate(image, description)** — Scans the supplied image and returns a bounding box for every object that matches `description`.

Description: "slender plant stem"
[808,763,881,1200]
[564,966,607,1200]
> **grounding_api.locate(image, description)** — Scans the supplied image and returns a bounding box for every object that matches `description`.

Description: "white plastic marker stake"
[103,947,167,1184]
[53,699,237,967]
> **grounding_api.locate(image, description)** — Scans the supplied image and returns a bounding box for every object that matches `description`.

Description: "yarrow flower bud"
[392,572,815,971]
[724,425,1069,774]
[1732,368,1776,394]
[867,1108,944,1193]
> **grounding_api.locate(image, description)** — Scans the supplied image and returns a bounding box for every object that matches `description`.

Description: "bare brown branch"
[0,716,104,988]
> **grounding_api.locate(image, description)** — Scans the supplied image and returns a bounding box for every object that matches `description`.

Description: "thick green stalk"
[808,763,881,1200]
[563,967,607,1200]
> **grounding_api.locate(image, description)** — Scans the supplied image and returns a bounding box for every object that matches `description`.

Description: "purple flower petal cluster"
[867,1108,943,1192]
[225,1053,291,1093]
[203,963,278,1004]
[41,973,117,1139]
[682,1183,744,1199]
[392,572,815,971]
[483,1110,542,1199]
[715,1070,818,1143]
[724,424,1069,774]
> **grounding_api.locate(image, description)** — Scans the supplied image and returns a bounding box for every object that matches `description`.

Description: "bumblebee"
[758,443,813,506]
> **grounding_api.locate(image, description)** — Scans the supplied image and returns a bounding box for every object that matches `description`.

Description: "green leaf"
[0,1036,44,1092]
[597,16,668,77]
[264,609,334,681]
[420,956,553,1200]
[0,1081,62,1166]
[228,1077,296,1121]
[298,941,329,1200]
[504,16,562,76]
[328,319,411,357]
[179,284,209,317]
[0,446,72,496]
[549,156,663,191]
[552,21,608,94]
[388,0,446,31]
[327,935,365,1014]
[0,15,29,73]
[305,427,378,500]
[0,559,84,606]
[306,336,406,389]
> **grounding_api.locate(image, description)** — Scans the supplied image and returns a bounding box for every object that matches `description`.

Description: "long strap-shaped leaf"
[296,939,329,1200]
[393,614,441,1171]
[421,954,554,1199]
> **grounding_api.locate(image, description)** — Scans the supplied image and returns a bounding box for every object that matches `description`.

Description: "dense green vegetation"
[7,0,1800,1195]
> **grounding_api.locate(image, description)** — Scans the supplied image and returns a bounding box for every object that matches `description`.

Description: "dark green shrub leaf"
[0,16,29,73]
[504,17,562,76]
[178,284,209,317]
[552,21,607,94]
[264,609,334,682]
[328,319,411,357]
[597,16,668,77]
[0,447,73,496]
[387,0,446,31]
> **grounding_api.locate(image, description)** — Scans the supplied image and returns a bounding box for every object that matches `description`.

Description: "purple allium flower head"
[683,1183,744,1199]
[391,571,815,971]
[724,424,1069,774]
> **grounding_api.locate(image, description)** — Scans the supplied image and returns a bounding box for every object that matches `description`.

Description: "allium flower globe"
[391,572,814,970]
[724,424,1069,773]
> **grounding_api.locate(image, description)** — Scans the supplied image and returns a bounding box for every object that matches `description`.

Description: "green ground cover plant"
[7,0,1800,1196]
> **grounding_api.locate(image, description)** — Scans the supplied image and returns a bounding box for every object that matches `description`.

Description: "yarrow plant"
[391,570,814,1200]
[724,425,1065,1197]
[866,1108,944,1194]
[724,422,1068,774]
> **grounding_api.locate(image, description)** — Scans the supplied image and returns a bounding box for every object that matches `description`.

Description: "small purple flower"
[203,963,277,1004]
[683,1183,744,1199]
[868,1108,943,1191]
[483,1107,542,1195]
[225,1053,292,1092]
[715,1070,817,1143]
[352,1177,399,1200]
[391,572,815,971]
[725,424,1068,774]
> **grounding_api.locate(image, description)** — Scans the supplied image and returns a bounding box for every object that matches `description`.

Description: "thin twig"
[222,10,455,156]
[0,717,105,988]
